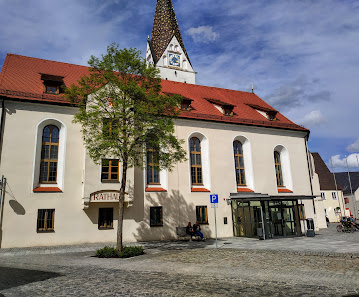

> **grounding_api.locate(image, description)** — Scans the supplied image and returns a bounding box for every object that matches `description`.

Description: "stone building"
[0,0,324,248]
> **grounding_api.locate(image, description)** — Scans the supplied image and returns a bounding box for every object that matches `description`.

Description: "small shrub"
[95,245,144,258]
[96,246,120,258]
[119,246,144,258]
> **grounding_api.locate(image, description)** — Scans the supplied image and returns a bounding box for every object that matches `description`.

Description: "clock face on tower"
[169,53,181,67]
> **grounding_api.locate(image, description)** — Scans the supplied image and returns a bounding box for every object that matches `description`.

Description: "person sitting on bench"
[186,222,195,237]
[193,221,204,240]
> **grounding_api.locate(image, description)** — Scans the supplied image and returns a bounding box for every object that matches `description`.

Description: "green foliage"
[95,246,144,258]
[96,246,120,258]
[119,246,144,258]
[65,43,187,251]
[64,43,187,169]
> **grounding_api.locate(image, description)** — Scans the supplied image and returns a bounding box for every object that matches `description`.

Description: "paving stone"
[0,224,358,296]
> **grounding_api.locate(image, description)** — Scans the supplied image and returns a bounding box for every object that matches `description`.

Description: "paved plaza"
[0,225,358,296]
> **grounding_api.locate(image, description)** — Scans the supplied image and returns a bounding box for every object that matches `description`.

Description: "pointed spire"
[150,0,191,66]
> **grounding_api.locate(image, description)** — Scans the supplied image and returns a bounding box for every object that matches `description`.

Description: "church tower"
[146,0,196,84]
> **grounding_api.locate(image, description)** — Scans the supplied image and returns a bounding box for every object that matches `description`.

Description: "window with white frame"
[39,125,59,183]
[273,145,293,191]
[332,192,337,200]
[233,141,246,186]
[321,192,326,200]
[33,119,66,191]
[188,132,210,191]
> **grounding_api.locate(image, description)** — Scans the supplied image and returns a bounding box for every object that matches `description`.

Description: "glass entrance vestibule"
[231,199,304,239]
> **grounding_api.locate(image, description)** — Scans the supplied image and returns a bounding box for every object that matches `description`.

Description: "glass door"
[268,201,297,237]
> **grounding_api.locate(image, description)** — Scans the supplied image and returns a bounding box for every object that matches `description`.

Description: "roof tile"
[0,54,308,132]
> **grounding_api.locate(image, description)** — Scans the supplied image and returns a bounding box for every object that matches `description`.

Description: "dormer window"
[204,98,235,116]
[41,73,64,95]
[267,112,277,121]
[181,98,193,111]
[246,104,278,121]
[224,108,233,116]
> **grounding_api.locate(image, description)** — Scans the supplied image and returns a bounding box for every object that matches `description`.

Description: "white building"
[0,0,323,248]
[335,172,359,219]
[311,153,346,223]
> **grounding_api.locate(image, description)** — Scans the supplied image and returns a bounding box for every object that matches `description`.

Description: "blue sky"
[1,0,359,172]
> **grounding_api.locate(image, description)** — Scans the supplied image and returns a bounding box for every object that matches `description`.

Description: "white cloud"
[347,139,359,153]
[330,154,359,170]
[186,26,219,43]
[297,110,327,128]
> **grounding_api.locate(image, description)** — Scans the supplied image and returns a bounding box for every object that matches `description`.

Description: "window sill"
[237,187,254,193]
[145,187,167,192]
[277,188,293,193]
[37,230,55,233]
[150,224,163,227]
[33,187,62,193]
[101,180,120,183]
[98,227,114,230]
[191,188,210,192]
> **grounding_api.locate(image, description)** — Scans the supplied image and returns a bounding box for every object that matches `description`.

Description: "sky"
[0,0,358,172]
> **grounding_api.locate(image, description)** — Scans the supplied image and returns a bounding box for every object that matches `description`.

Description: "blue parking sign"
[210,194,218,204]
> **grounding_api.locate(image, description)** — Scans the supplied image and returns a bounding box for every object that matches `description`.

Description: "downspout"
[0,98,5,165]
[304,133,314,233]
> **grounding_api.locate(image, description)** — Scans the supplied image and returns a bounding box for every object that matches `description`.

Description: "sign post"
[210,194,219,249]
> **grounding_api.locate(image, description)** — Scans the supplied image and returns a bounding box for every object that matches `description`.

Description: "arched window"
[233,141,246,186]
[190,137,202,185]
[274,151,283,186]
[147,145,160,184]
[40,125,59,183]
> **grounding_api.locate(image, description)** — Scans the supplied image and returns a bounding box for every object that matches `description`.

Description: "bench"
[176,227,202,241]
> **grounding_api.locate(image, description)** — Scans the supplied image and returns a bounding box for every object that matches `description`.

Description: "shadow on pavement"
[0,266,62,290]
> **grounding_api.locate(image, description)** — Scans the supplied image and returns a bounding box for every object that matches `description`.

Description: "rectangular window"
[102,118,119,138]
[196,206,208,224]
[37,209,55,232]
[98,208,113,229]
[332,192,337,200]
[150,206,163,227]
[101,159,119,182]
[321,192,326,200]
[44,84,59,94]
[298,204,306,220]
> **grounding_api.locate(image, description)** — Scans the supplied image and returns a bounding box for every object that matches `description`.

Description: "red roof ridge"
[163,78,255,95]
[5,53,90,70]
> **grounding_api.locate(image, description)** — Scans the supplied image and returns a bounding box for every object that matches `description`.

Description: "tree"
[65,44,187,251]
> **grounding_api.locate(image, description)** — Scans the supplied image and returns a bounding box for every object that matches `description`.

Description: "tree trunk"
[117,159,128,252]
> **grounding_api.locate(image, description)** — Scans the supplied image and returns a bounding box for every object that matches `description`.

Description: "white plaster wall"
[0,102,315,247]
[321,190,345,222]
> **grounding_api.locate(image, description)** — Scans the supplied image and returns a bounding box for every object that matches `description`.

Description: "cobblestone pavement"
[1,247,359,296]
[0,224,358,296]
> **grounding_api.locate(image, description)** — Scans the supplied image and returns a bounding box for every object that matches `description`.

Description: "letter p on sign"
[210,194,218,204]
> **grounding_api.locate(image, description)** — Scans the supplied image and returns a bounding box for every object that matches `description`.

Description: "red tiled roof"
[0,53,308,132]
